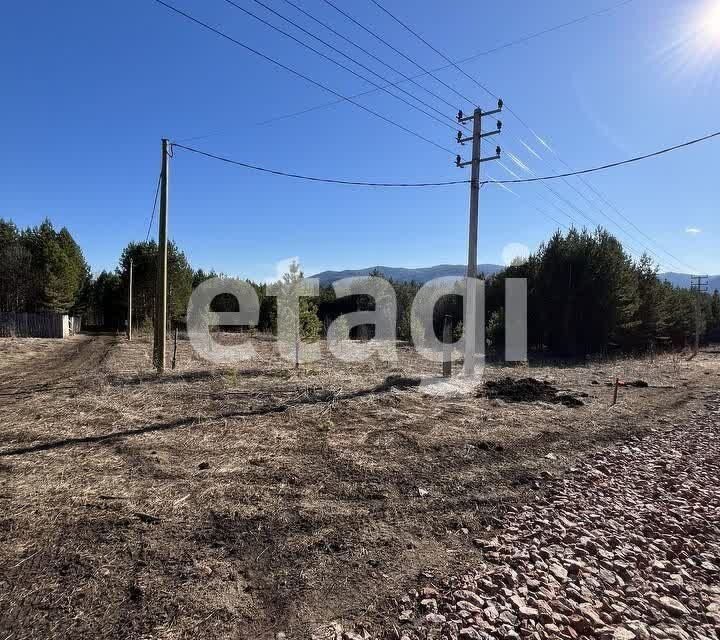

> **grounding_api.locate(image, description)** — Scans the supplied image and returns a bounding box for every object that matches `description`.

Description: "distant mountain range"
[311,264,504,285]
[312,264,720,291]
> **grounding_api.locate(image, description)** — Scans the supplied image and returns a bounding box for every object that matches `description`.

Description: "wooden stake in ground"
[127,258,133,341]
[613,377,619,405]
[442,315,452,378]
[172,326,178,370]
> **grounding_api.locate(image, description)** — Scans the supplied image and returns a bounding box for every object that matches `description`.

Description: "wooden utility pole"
[128,259,133,341]
[154,139,170,372]
[690,275,709,355]
[456,101,502,375]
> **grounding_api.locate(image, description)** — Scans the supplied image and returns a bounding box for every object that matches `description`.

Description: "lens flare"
[651,0,720,90]
[699,0,720,42]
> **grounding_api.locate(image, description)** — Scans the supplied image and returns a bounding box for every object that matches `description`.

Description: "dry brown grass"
[1,333,717,640]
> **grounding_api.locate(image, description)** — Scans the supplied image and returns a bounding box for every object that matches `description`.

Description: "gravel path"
[378,392,720,640]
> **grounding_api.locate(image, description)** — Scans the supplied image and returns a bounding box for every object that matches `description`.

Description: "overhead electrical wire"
[145,172,161,242]
[485,174,570,232]
[171,143,469,187]
[328,0,649,254]
[483,131,720,184]
[178,0,635,136]
[221,0,463,134]
[365,0,702,272]
[539,149,699,273]
[275,1,677,269]
[269,0,671,268]
[454,0,635,65]
[367,0,502,109]
[172,129,717,192]
[501,136,695,272]
[277,0,467,115]
[501,158,654,265]
[152,0,455,156]
[320,0,476,106]
[504,145,681,268]
[155,0,700,271]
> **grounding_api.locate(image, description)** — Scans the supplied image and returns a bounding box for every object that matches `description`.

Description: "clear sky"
[1,0,718,280]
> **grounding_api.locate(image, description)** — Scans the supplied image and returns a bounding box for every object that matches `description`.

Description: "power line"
[170,131,720,191]
[504,146,685,270]
[278,0,467,117]
[154,0,698,271]
[152,0,455,156]
[540,151,698,273]
[507,158,655,264]
[367,0,501,106]
[177,0,634,139]
[320,0,475,107]
[457,0,636,65]
[482,130,720,184]
[365,0,702,273]
[329,0,654,256]
[171,143,469,187]
[501,133,698,273]
[172,127,719,201]
[273,1,672,269]
[221,0,462,134]
[485,174,570,231]
[145,172,161,242]
[284,0,680,270]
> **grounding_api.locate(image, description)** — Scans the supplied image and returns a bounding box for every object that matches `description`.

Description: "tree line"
[1,217,718,357]
[485,228,720,355]
[0,218,89,314]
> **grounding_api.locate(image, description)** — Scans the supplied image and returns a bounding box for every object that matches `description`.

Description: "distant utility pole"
[154,139,171,372]
[456,100,503,375]
[690,274,709,355]
[128,258,133,341]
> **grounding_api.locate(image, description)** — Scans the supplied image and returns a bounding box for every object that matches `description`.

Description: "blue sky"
[1,0,718,280]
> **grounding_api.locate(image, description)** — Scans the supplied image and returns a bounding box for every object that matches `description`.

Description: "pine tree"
[17,219,88,314]
[275,261,321,367]
[709,290,720,329]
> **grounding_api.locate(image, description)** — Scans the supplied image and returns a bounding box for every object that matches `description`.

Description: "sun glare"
[652,1,720,87]
[700,1,720,41]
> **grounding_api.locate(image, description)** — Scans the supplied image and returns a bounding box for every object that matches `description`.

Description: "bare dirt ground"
[0,334,718,640]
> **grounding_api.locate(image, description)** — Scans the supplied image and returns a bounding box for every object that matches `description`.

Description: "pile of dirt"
[483,377,585,407]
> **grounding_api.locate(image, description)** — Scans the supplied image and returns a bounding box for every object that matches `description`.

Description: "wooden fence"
[0,312,82,338]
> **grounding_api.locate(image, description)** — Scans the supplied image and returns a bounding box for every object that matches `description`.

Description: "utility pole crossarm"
[479,146,502,163]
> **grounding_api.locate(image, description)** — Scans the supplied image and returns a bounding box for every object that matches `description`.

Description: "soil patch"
[483,376,585,407]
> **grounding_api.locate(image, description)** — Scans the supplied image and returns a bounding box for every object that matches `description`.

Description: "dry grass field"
[0,333,718,639]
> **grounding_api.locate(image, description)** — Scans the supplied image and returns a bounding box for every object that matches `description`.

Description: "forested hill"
[312,264,504,285]
[313,264,719,290]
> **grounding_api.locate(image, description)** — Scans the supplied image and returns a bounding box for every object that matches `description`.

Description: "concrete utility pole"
[690,275,709,355]
[128,259,133,341]
[456,101,503,375]
[154,139,170,372]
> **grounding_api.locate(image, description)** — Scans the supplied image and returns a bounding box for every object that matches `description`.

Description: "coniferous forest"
[1,217,718,357]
